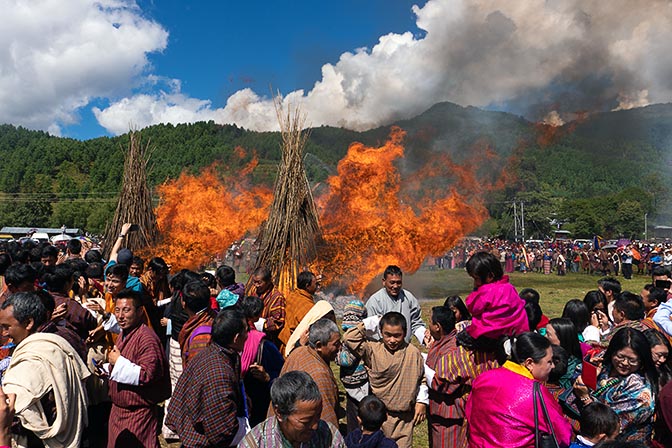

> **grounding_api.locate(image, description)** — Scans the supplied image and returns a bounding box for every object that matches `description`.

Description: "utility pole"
[512,201,525,241]
[644,213,648,240]
[513,201,518,241]
[521,201,525,241]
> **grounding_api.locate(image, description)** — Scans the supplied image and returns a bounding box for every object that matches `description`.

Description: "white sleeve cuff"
[416,384,429,404]
[424,363,436,389]
[363,315,381,331]
[363,315,381,339]
[413,326,427,345]
[110,355,141,385]
[103,314,121,334]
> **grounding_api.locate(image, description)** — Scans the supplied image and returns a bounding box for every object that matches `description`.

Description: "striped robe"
[108,324,171,448]
[430,342,499,448]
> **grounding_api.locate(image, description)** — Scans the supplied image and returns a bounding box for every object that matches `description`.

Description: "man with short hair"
[425,306,462,447]
[0,263,37,304]
[40,245,59,267]
[249,266,286,348]
[66,238,82,260]
[240,371,344,448]
[365,265,427,344]
[105,223,142,293]
[129,256,144,278]
[106,289,171,448]
[167,308,249,447]
[214,264,245,308]
[343,312,427,448]
[279,271,318,349]
[1,292,90,447]
[652,266,672,299]
[601,292,647,346]
[178,280,217,366]
[597,276,622,321]
[277,318,342,428]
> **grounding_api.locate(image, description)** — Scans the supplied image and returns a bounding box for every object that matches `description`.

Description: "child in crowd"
[337,300,370,432]
[343,312,427,448]
[457,251,529,349]
[345,395,398,448]
[570,402,620,447]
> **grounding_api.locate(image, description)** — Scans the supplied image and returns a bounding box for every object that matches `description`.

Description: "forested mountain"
[0,102,670,238]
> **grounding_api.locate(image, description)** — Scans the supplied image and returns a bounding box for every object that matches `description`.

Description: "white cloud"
[95,0,672,134]
[4,0,672,135]
[0,0,167,133]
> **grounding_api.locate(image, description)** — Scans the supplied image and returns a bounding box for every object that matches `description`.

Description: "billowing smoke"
[2,0,671,134]
[96,0,672,134]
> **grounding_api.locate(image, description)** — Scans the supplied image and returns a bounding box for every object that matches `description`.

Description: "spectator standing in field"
[167,308,250,447]
[105,289,171,448]
[279,271,318,349]
[276,318,343,429]
[248,266,286,351]
[240,371,344,448]
[343,312,427,448]
[365,265,427,345]
[1,292,90,447]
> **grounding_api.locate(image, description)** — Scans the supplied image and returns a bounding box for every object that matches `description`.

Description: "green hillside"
[0,102,670,238]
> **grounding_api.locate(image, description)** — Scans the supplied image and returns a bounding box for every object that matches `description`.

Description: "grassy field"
[161,269,650,447]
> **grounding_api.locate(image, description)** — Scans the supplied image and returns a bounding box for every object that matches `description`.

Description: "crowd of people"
[433,237,672,279]
[0,226,671,447]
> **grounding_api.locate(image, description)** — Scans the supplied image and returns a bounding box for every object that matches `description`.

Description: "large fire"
[149,129,502,294]
[147,150,272,269]
[316,127,492,293]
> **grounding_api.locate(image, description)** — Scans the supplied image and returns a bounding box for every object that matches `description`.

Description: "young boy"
[345,395,398,448]
[569,402,620,447]
[343,311,427,448]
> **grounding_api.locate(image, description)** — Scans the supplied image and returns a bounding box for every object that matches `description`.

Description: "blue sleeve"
[654,302,672,337]
[261,340,284,380]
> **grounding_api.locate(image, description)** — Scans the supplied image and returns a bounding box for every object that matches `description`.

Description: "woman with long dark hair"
[466,332,573,447]
[545,318,582,390]
[444,295,471,331]
[562,299,591,341]
[583,290,612,341]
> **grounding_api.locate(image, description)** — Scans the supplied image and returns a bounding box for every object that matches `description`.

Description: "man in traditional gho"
[278,270,318,349]
[105,289,171,448]
[1,292,90,448]
[365,265,428,345]
[276,318,342,428]
[343,312,427,448]
[240,371,344,448]
[428,334,499,448]
[424,305,464,448]
[167,308,250,447]
[248,266,286,350]
[177,280,216,366]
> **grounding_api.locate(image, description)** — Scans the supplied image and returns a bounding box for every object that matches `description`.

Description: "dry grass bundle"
[102,130,159,259]
[252,97,323,294]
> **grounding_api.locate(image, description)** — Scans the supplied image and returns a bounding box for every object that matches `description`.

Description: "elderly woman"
[239,371,344,448]
[465,332,573,447]
[574,328,656,444]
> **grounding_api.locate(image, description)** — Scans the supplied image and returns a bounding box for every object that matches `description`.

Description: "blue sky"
[71,0,424,140]
[1,1,668,140]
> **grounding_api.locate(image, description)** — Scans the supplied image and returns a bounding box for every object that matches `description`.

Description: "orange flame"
[317,126,492,293]
[149,130,506,292]
[147,153,272,269]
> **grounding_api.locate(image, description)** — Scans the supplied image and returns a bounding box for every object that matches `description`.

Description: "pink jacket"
[465,363,572,448]
[465,276,529,339]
